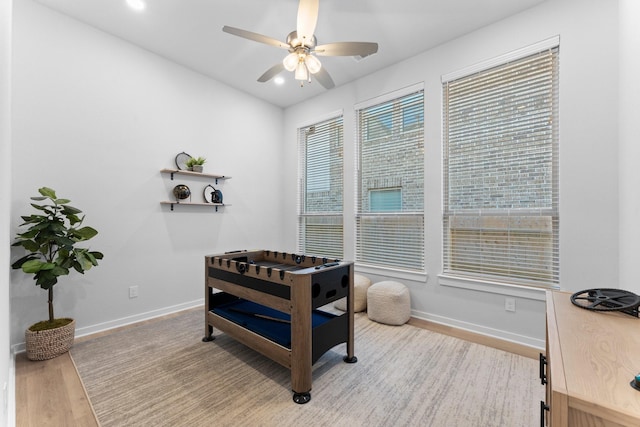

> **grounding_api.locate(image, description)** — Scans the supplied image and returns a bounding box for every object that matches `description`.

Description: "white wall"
[1,0,12,424]
[619,0,640,295]
[10,0,285,345]
[283,0,620,348]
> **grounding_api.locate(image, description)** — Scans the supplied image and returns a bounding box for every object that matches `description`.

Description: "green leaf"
[29,203,48,211]
[28,222,50,232]
[57,247,70,257]
[14,240,41,252]
[55,198,71,205]
[11,255,38,269]
[35,271,58,289]
[30,196,47,201]
[20,214,46,225]
[48,222,66,233]
[67,214,82,226]
[38,187,57,199]
[73,226,98,240]
[51,236,75,247]
[61,205,82,215]
[86,251,103,266]
[75,251,94,270]
[21,260,52,273]
[20,215,36,222]
[17,229,39,239]
[51,265,69,276]
[84,252,98,266]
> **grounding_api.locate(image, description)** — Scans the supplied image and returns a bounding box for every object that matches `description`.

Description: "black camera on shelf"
[203,184,223,204]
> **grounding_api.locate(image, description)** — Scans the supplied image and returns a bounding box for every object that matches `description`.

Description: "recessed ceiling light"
[126,0,146,12]
[274,76,285,85]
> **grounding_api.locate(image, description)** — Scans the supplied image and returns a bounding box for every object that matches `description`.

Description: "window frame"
[440,37,560,289]
[297,112,344,259]
[354,84,425,275]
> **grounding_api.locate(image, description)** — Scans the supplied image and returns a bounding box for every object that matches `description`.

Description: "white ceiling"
[33,0,547,108]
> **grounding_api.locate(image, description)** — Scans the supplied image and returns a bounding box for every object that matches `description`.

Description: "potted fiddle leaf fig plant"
[185,156,206,173]
[11,187,104,360]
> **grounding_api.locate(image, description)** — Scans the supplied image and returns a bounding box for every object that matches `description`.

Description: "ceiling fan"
[222,0,378,89]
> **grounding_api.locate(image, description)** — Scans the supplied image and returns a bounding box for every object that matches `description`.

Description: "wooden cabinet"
[542,290,640,426]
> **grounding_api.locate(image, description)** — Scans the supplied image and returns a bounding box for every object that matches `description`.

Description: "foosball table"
[203,249,357,404]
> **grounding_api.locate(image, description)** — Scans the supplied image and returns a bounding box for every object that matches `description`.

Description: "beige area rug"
[71,308,544,427]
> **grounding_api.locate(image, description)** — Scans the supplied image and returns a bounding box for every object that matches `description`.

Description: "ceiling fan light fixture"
[283,52,299,72]
[305,54,322,74]
[295,62,309,81]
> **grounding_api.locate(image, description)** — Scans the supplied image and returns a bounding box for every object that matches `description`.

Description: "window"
[442,41,559,287]
[355,87,424,272]
[297,115,343,258]
[370,188,402,212]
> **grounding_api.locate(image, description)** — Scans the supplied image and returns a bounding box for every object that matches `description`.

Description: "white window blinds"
[356,88,425,272]
[442,45,559,286]
[297,115,344,258]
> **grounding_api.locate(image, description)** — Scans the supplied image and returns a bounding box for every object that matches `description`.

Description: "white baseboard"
[11,299,204,354]
[75,299,204,338]
[411,309,545,350]
[10,298,543,355]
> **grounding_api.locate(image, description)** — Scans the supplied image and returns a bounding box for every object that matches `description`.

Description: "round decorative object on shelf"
[173,184,191,202]
[175,152,192,170]
[203,184,223,204]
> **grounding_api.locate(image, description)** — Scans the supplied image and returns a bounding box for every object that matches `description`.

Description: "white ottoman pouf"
[367,281,411,325]
[334,274,372,312]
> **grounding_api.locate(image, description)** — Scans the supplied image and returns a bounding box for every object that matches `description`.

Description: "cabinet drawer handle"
[539,353,548,385]
[540,400,549,427]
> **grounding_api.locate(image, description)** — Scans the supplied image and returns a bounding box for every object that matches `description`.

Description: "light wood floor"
[14,313,538,426]
[15,351,99,427]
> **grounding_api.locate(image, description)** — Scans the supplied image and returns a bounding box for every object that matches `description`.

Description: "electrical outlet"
[129,285,139,299]
[505,297,516,312]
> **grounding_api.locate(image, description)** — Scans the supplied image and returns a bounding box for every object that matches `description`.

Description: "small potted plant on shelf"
[185,156,207,173]
[11,187,104,360]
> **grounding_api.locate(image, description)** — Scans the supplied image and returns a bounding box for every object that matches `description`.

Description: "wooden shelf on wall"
[160,201,229,211]
[160,168,230,183]
[161,168,230,211]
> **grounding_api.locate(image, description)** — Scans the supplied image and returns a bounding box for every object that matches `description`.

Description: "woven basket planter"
[25,319,76,361]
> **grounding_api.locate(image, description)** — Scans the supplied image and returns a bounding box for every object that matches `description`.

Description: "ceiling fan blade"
[315,42,379,57]
[222,26,288,49]
[312,67,335,90]
[257,63,285,83]
[296,0,319,47]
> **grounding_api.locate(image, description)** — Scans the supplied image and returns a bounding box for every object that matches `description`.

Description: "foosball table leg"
[293,391,311,404]
[343,268,357,364]
[202,324,215,342]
